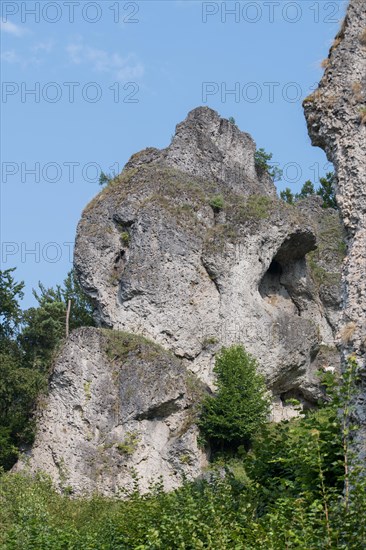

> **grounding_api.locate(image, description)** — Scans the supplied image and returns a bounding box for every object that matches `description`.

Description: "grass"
[209,195,224,212]
[307,254,340,287]
[116,432,140,456]
[118,230,130,246]
[233,195,273,223]
[103,329,169,366]
[202,336,218,348]
[340,321,356,344]
[83,381,92,401]
[331,37,342,51]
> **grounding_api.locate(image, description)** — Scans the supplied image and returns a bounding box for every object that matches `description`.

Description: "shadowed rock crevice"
[259,259,299,315]
[259,232,317,315]
[134,395,185,421]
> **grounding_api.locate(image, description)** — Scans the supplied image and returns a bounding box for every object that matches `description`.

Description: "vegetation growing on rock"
[1,360,365,549]
[280,172,338,209]
[0,269,95,470]
[198,346,270,452]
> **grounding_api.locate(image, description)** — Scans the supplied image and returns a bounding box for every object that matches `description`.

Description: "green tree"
[0,268,24,347]
[0,269,95,470]
[0,269,44,470]
[317,172,337,209]
[255,148,283,182]
[298,179,315,199]
[60,269,95,332]
[99,171,112,186]
[280,172,337,209]
[280,187,295,204]
[198,346,270,451]
[20,270,95,371]
[0,352,44,469]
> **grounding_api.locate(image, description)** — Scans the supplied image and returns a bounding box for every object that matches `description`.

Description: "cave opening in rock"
[259,257,292,307]
[259,232,317,314]
[267,259,282,277]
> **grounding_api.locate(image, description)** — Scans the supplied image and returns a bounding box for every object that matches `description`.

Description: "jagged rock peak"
[124,106,277,197]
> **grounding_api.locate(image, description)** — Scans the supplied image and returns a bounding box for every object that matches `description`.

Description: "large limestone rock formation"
[304,0,366,459]
[17,107,345,495]
[22,328,205,495]
[75,107,343,401]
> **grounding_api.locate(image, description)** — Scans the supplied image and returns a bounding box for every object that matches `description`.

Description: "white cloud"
[66,41,144,81]
[1,49,43,68]
[1,50,21,63]
[32,40,54,54]
[2,40,54,68]
[0,21,28,37]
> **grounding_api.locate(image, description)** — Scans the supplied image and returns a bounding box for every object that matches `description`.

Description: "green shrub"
[116,432,140,456]
[198,345,270,451]
[98,171,112,186]
[281,172,338,209]
[0,361,365,549]
[120,231,130,246]
[255,148,283,182]
[209,195,224,212]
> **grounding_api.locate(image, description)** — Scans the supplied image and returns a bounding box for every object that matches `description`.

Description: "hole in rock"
[279,388,316,411]
[259,258,296,313]
[259,231,316,314]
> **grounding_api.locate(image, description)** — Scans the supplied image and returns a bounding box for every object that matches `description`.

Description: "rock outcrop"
[74,108,343,403]
[304,0,366,459]
[17,106,346,495]
[18,328,206,495]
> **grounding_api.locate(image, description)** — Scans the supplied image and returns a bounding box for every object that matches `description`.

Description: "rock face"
[18,107,346,495]
[17,328,206,495]
[75,108,343,404]
[304,0,366,459]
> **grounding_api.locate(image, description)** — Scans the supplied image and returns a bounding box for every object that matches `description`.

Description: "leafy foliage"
[99,171,113,186]
[0,358,365,548]
[209,195,224,212]
[279,187,294,205]
[0,269,95,470]
[198,346,270,451]
[297,179,315,198]
[1,269,364,548]
[254,148,283,182]
[20,270,94,370]
[0,268,24,346]
[317,172,338,209]
[280,172,337,209]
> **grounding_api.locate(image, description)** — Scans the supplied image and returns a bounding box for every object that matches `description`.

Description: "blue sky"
[1,0,347,308]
